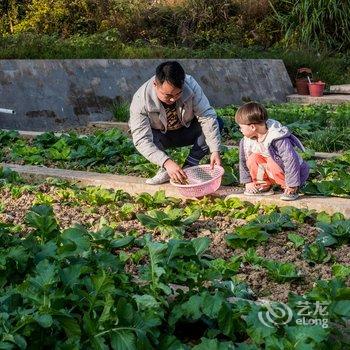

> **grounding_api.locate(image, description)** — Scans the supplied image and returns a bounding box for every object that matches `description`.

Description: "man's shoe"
[146,168,170,185]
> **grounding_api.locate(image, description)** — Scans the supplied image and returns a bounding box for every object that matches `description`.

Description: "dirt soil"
[1,182,348,303]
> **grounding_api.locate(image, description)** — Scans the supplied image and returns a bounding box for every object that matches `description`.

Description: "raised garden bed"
[0,170,349,348]
[0,129,349,198]
[2,163,349,218]
[54,102,350,154]
[103,102,350,153]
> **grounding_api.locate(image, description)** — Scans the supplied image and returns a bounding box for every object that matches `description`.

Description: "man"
[129,61,222,184]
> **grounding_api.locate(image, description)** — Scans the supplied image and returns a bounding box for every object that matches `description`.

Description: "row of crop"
[1,168,349,283]
[2,213,348,349]
[110,102,350,153]
[1,168,349,284]
[1,128,350,197]
[0,170,349,349]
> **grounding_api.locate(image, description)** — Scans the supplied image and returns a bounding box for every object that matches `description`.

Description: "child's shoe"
[243,186,274,196]
[280,191,300,201]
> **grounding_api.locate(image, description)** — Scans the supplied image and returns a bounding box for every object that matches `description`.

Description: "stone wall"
[0,59,293,131]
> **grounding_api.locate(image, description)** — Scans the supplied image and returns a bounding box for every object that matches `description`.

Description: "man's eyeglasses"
[155,84,182,100]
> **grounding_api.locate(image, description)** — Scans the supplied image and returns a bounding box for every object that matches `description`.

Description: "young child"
[235,102,309,200]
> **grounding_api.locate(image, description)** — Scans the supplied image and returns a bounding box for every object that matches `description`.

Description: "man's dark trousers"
[151,117,224,167]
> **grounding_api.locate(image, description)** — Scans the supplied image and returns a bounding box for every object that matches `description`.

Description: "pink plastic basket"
[170,165,225,198]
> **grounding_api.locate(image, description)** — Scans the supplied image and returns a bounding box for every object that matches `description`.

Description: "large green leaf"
[264,261,302,283]
[191,237,211,256]
[288,233,305,248]
[56,315,81,338]
[136,213,159,229]
[302,242,331,264]
[58,226,91,257]
[99,294,114,324]
[29,259,58,290]
[90,270,116,297]
[285,325,329,349]
[25,205,58,239]
[110,236,135,249]
[143,240,169,294]
[181,209,201,225]
[5,246,29,267]
[332,264,350,280]
[226,225,269,249]
[35,240,57,263]
[332,300,350,317]
[252,213,296,233]
[192,338,235,350]
[34,314,53,328]
[110,330,136,350]
[246,306,277,344]
[132,294,159,311]
[59,264,84,288]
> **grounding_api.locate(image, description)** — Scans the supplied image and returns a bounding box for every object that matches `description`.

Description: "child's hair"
[235,102,268,125]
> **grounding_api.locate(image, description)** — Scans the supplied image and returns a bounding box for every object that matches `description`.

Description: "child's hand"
[284,186,298,195]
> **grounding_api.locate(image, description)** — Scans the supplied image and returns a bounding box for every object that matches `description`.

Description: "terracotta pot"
[295,78,310,95]
[308,81,325,97]
[295,67,312,95]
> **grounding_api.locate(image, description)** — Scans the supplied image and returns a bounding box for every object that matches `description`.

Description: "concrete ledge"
[1,129,67,139]
[312,151,342,159]
[330,84,350,94]
[216,187,350,218]
[287,94,350,105]
[88,121,130,133]
[2,162,349,218]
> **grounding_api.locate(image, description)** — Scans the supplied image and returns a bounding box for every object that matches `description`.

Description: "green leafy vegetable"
[226,225,269,249]
[302,242,332,264]
[137,208,201,238]
[288,232,305,248]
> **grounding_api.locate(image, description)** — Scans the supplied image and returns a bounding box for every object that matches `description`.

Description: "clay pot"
[295,79,310,95]
[295,67,312,95]
[308,81,325,97]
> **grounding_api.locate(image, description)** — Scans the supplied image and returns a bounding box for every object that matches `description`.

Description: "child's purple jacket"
[239,121,310,187]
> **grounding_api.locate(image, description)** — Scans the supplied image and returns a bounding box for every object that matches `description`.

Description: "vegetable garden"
[0,127,349,198]
[1,0,350,346]
[0,104,350,197]
[0,169,349,349]
[0,102,349,349]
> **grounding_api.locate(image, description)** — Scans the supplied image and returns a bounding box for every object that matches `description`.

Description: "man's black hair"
[155,61,185,89]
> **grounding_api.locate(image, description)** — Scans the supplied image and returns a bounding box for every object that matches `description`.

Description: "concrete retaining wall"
[0,59,293,131]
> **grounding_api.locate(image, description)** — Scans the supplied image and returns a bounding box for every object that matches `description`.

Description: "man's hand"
[163,159,188,183]
[210,151,221,169]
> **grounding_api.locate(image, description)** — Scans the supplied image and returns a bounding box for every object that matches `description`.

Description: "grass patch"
[111,101,130,122]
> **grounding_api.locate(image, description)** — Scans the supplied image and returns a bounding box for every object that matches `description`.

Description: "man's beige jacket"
[129,74,221,167]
